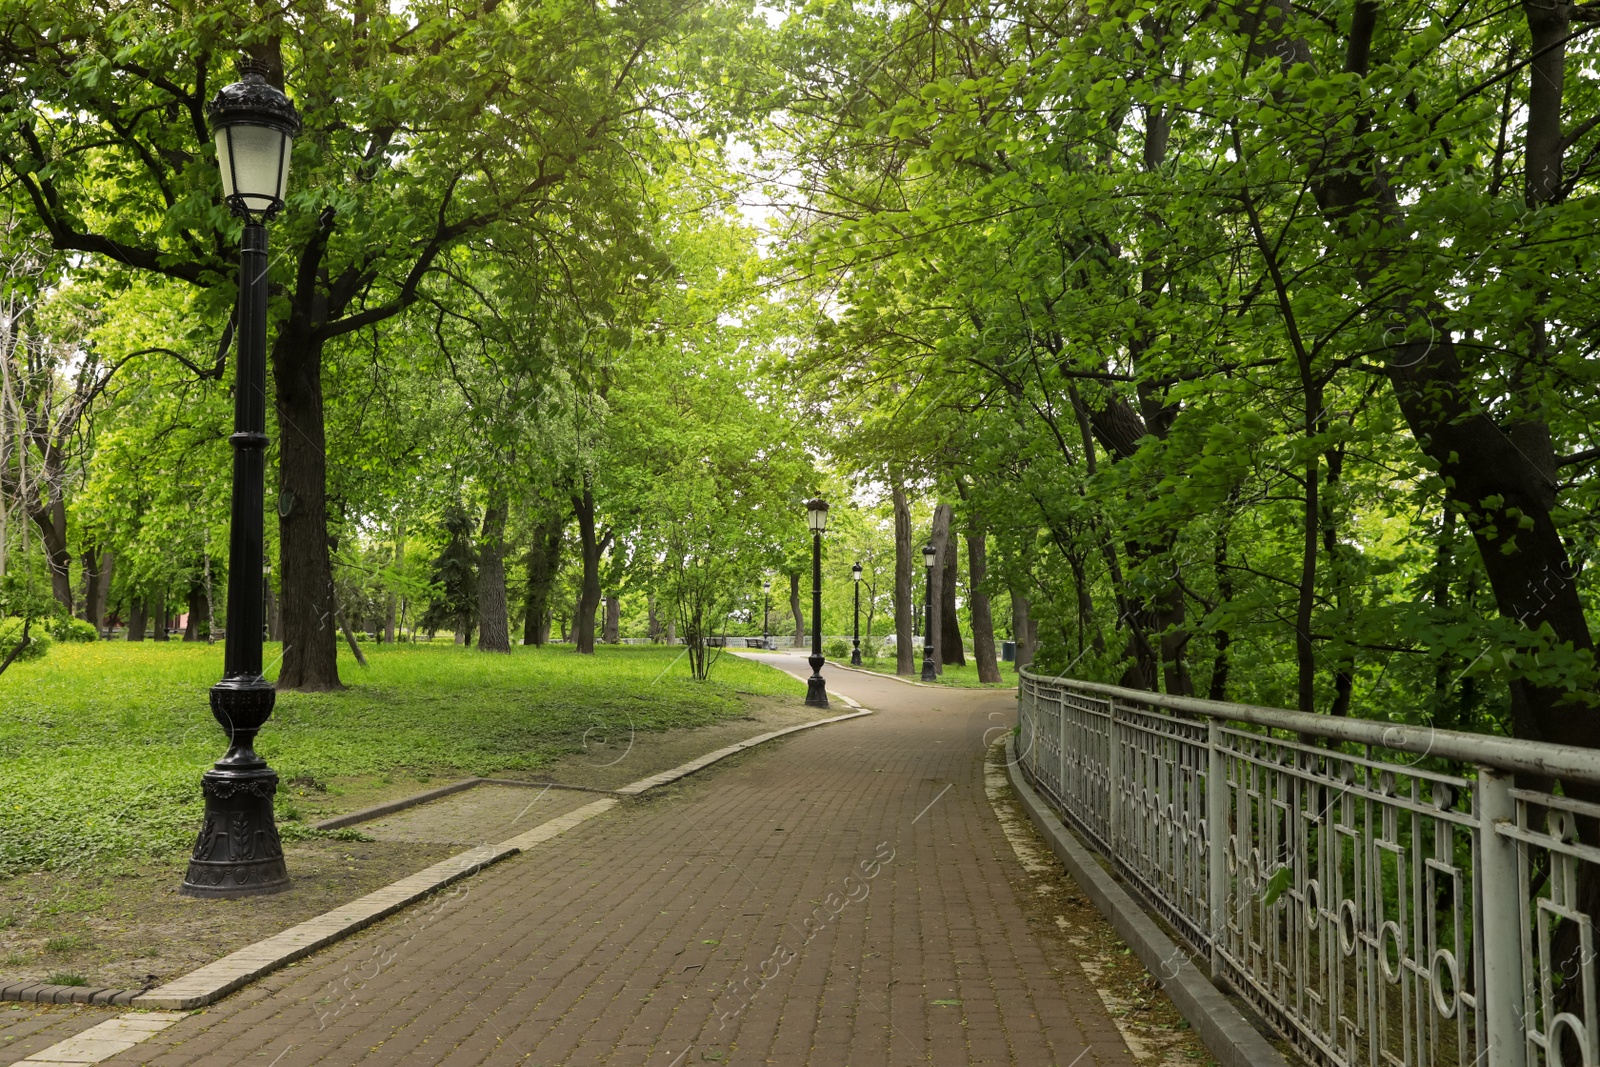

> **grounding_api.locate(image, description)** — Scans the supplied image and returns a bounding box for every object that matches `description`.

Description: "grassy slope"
[0,642,802,874]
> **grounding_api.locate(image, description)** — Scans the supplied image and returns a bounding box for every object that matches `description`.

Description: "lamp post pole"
[182,59,298,898]
[805,500,829,708]
[762,580,771,651]
[921,544,937,682]
[851,561,862,665]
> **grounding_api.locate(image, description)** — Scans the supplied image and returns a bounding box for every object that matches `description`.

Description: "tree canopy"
[4,0,1600,749]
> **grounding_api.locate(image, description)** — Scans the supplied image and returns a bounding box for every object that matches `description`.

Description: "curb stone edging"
[9,1010,188,1065]
[0,982,141,1006]
[312,778,481,830]
[1004,736,1290,1067]
[2,703,875,1013]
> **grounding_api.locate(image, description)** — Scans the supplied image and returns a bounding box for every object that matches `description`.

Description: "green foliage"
[768,0,1600,737]
[419,505,479,639]
[0,618,51,665]
[47,617,97,643]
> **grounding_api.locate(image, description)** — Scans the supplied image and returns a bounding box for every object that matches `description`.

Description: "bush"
[0,617,52,664]
[825,638,850,659]
[47,616,98,642]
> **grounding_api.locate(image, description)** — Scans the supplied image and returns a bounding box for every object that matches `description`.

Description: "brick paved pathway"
[61,656,1155,1066]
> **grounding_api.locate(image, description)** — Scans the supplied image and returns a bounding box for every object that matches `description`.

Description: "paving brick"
[77,657,1158,1067]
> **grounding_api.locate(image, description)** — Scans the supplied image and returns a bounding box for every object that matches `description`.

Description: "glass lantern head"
[208,58,301,221]
[805,499,829,534]
[922,544,937,569]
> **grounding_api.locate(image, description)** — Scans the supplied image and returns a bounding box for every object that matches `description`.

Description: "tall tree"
[0,1,686,687]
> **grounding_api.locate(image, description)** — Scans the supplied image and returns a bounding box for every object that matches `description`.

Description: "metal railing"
[1016,670,1600,1067]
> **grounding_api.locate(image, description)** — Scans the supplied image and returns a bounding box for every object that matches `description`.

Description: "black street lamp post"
[805,500,829,707]
[920,544,937,682]
[850,561,863,665]
[181,59,299,899]
[762,579,771,651]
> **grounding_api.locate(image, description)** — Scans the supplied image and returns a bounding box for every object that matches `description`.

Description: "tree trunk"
[1011,591,1037,671]
[941,529,965,667]
[79,547,103,628]
[665,617,676,645]
[967,528,1000,682]
[339,612,369,667]
[477,498,511,653]
[265,577,281,642]
[1209,519,1233,701]
[571,481,604,655]
[93,550,114,634]
[789,572,804,644]
[271,327,341,691]
[602,595,620,643]
[929,503,952,674]
[648,596,661,642]
[892,478,914,675]
[184,584,207,641]
[522,511,563,647]
[29,496,73,611]
[127,598,147,641]
[152,588,169,641]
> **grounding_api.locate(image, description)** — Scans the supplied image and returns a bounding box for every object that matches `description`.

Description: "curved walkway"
[41,655,1164,1066]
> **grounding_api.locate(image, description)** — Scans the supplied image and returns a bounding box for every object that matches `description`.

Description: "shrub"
[47,616,98,642]
[0,617,52,664]
[825,638,850,659]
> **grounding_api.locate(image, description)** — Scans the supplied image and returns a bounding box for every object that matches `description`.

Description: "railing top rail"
[1020,669,1600,785]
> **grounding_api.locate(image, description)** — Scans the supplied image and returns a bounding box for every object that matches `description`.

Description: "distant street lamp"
[805,500,830,708]
[181,58,300,899]
[921,543,938,682]
[762,579,771,651]
[851,561,863,666]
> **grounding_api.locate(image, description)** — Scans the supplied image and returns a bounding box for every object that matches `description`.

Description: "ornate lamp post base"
[181,770,290,897]
[805,653,830,708]
[851,643,862,666]
[181,679,290,898]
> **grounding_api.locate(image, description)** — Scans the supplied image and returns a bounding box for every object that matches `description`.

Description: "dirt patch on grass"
[0,837,455,992]
[0,693,836,997]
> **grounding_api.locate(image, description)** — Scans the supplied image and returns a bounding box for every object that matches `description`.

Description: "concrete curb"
[312,777,612,831]
[61,704,876,1013]
[1004,737,1289,1067]
[11,1011,188,1065]
[0,981,141,1006]
[313,778,481,830]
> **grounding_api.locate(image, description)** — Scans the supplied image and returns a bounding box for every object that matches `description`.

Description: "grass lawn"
[0,641,803,876]
[851,656,1019,689]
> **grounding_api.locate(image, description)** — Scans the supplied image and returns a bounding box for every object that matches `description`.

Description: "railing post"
[1107,700,1122,854]
[1478,765,1526,1067]
[1208,718,1228,977]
